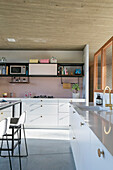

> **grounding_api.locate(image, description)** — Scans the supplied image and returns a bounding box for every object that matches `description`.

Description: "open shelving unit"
[0,62,84,84]
[57,63,84,77]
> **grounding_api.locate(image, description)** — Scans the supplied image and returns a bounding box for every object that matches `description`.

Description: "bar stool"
[8,111,28,157]
[1,111,28,170]
[0,119,12,170]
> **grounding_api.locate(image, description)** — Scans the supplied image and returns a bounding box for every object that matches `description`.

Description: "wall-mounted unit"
[29,63,57,76]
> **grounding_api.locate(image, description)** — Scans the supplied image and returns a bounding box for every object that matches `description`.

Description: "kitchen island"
[70,102,113,170]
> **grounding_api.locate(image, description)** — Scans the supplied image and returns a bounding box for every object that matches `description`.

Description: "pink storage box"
[40,59,49,63]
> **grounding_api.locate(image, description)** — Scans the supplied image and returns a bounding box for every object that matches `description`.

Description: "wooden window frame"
[94,51,102,91]
[94,36,113,94]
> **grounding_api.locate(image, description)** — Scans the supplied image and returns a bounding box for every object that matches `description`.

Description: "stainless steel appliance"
[10,65,26,75]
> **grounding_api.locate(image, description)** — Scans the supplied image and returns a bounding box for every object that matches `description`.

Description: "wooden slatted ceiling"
[0,0,113,62]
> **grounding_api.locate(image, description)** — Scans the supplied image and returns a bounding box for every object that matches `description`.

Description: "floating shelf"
[9,82,29,84]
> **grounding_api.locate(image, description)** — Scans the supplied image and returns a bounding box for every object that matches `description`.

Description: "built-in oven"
[10,65,26,75]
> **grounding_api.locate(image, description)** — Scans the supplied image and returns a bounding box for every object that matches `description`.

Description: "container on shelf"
[50,57,57,63]
[29,59,38,63]
[40,59,49,63]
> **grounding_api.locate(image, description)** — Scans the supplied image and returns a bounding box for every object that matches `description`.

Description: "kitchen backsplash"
[0,77,83,98]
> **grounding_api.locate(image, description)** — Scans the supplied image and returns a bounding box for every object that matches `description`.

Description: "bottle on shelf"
[0,66,2,74]
[6,66,8,75]
[2,66,6,75]
[65,68,68,75]
[13,77,16,82]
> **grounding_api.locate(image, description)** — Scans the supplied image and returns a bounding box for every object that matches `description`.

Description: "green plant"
[72,83,80,93]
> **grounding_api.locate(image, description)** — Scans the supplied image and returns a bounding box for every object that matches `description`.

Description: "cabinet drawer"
[26,114,58,126]
[90,130,113,170]
[29,105,58,115]
[26,100,58,106]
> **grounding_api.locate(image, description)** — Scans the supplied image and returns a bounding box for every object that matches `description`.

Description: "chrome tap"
[103,86,113,110]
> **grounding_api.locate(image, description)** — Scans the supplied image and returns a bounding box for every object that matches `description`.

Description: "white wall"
[0,50,83,63]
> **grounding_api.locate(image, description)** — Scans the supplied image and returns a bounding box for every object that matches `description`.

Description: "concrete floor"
[0,129,76,170]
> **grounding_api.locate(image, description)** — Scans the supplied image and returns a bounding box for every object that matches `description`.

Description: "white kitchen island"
[70,102,113,170]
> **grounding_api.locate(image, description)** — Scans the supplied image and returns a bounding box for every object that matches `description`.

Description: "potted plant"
[72,83,80,98]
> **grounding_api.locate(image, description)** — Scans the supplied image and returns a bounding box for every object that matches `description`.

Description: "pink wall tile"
[0,77,83,98]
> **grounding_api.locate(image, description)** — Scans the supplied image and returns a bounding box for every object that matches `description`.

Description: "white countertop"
[0,98,86,102]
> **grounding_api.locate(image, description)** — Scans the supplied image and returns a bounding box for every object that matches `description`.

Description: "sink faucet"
[103,86,113,110]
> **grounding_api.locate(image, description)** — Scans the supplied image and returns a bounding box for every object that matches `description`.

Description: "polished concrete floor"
[0,129,76,170]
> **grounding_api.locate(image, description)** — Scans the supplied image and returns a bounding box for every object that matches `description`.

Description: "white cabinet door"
[90,130,113,170]
[58,101,69,126]
[26,114,57,127]
[29,64,57,75]
[29,104,58,115]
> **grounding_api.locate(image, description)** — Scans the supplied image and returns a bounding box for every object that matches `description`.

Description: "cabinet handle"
[80,122,84,126]
[98,148,104,158]
[69,125,71,127]
[73,137,76,139]
[1,112,3,115]
[40,116,43,118]
[69,106,71,107]
[41,105,42,107]
[41,100,43,102]
[73,111,75,114]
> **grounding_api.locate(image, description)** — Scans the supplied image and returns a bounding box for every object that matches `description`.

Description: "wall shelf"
[9,76,29,83]
[0,62,84,77]
[9,82,29,84]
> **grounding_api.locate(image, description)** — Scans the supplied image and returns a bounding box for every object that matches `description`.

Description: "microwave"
[10,65,26,75]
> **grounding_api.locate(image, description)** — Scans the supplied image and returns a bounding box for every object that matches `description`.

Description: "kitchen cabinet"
[70,104,113,170]
[24,100,58,128]
[23,99,72,128]
[29,64,57,76]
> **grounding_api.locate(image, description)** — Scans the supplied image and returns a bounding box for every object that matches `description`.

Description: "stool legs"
[17,131,22,170]
[6,135,12,170]
[23,125,28,157]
